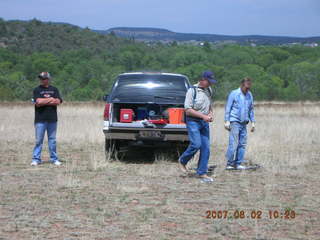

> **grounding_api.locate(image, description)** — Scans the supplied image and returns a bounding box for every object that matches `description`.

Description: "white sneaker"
[53,161,62,166]
[31,161,39,166]
[199,175,214,183]
[200,177,214,183]
[236,165,247,170]
[226,165,235,170]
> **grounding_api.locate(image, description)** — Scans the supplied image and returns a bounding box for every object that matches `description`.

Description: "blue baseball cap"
[202,71,217,84]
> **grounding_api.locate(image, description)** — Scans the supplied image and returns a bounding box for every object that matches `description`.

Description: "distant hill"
[1,19,319,52]
[0,19,130,54]
[1,18,320,57]
[96,27,320,45]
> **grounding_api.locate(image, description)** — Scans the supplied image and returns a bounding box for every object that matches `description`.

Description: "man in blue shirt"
[224,77,255,170]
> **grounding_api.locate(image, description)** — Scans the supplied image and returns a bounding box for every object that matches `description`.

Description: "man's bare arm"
[35,98,53,107]
[185,109,212,122]
[46,98,61,106]
[186,108,205,118]
[35,98,61,107]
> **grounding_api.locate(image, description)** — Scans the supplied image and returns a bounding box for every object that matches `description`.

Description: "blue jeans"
[180,117,210,175]
[226,122,247,166]
[32,122,59,163]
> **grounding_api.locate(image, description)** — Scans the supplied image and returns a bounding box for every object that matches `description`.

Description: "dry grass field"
[0,102,320,240]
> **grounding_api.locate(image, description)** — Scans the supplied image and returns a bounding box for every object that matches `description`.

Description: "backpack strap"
[208,86,213,97]
[190,86,197,108]
[190,86,213,108]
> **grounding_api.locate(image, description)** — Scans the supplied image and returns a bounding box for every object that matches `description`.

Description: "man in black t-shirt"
[31,72,63,166]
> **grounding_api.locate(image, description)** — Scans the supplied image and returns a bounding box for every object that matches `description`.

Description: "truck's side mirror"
[103,94,109,101]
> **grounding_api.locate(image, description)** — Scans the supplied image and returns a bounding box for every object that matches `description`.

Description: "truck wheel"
[105,139,119,161]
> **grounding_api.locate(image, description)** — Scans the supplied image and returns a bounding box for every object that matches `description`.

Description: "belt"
[231,121,249,124]
[186,116,203,121]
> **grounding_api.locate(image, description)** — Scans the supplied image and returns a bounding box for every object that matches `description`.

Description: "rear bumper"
[103,121,189,142]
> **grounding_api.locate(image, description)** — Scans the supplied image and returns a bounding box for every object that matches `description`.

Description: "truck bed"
[110,122,187,129]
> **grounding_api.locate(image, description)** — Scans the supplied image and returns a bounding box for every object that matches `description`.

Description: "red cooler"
[120,109,134,123]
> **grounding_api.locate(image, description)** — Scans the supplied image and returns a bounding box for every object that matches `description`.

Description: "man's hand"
[202,115,213,122]
[251,122,255,132]
[47,98,61,106]
[224,121,231,131]
[36,97,53,107]
[208,112,214,121]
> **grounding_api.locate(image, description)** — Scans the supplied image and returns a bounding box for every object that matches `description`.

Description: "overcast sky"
[1,0,319,37]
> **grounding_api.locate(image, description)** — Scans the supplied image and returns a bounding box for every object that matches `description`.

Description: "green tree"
[288,61,320,99]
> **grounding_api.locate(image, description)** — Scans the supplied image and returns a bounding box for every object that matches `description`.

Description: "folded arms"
[35,97,61,107]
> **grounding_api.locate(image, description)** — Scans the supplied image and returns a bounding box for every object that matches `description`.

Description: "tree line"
[0,19,320,101]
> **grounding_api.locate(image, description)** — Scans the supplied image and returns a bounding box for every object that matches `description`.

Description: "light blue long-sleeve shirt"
[224,88,255,123]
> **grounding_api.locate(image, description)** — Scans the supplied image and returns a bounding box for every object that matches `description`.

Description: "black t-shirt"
[33,85,63,123]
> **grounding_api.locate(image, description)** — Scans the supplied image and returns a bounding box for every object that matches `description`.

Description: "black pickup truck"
[103,72,191,160]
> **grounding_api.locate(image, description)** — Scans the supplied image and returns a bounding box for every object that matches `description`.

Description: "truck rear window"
[109,74,189,103]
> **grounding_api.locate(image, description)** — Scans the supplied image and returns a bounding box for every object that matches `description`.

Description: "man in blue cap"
[178,71,216,182]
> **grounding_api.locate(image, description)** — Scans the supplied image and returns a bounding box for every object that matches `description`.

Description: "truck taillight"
[104,103,111,120]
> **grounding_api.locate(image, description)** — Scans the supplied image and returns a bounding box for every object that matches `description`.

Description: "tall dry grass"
[0,102,320,239]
